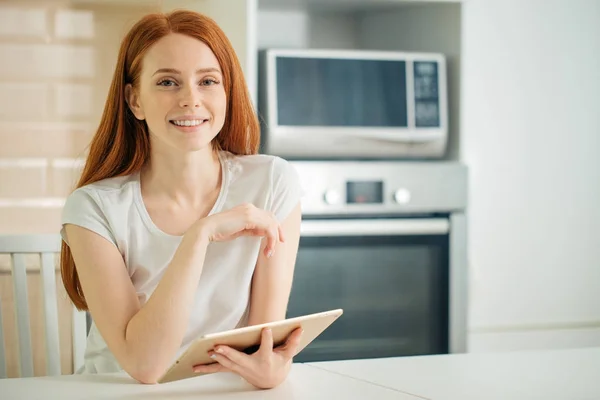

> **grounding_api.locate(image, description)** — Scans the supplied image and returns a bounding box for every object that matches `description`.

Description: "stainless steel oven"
[285,161,468,362]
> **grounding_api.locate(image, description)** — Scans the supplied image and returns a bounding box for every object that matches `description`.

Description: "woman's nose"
[179,87,201,108]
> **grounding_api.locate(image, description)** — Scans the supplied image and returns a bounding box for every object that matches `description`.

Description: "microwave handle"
[346,131,442,143]
[300,218,449,237]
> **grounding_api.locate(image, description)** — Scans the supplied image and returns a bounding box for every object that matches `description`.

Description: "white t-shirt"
[60,150,303,374]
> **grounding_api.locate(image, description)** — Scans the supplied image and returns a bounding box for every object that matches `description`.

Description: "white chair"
[0,234,87,378]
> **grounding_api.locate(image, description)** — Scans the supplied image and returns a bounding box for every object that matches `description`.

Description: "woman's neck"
[140,144,222,209]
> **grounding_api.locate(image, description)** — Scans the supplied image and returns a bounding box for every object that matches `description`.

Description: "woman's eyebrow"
[152,67,222,76]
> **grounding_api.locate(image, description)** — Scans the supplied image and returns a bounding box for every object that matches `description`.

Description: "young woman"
[59,10,303,389]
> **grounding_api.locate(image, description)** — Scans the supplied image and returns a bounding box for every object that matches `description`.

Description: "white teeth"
[172,119,203,127]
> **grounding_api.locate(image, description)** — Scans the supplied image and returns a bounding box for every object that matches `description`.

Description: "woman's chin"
[180,137,217,153]
[149,129,218,154]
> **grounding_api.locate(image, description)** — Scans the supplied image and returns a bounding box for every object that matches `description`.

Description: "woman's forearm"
[123,226,208,383]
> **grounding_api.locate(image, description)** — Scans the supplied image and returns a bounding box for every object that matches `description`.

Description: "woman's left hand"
[192,327,303,389]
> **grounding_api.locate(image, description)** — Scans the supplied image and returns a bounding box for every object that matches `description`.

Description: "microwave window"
[276,57,408,127]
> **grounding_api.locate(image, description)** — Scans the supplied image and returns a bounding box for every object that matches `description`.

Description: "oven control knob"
[323,190,341,205]
[394,188,411,204]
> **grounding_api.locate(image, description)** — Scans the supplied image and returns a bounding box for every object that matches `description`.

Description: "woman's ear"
[125,83,145,120]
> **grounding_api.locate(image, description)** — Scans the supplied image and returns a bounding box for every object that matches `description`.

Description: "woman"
[59,10,303,389]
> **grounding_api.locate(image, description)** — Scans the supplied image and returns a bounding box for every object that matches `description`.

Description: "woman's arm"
[65,203,284,384]
[65,223,209,384]
[247,203,302,326]
[191,204,303,389]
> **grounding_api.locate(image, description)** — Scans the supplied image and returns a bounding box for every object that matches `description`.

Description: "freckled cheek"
[145,95,178,120]
[197,92,225,118]
[211,92,227,118]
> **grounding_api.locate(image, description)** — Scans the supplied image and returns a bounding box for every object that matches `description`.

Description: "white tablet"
[158,308,343,384]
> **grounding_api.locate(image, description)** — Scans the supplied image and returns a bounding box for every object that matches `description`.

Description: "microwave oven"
[258,49,449,159]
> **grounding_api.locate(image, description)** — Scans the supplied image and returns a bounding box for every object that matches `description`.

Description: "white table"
[4,348,598,399]
[308,347,600,400]
[0,363,419,400]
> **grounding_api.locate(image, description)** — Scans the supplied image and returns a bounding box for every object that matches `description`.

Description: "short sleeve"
[60,188,118,248]
[270,157,304,221]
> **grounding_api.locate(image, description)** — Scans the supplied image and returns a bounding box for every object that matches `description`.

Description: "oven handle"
[300,218,449,236]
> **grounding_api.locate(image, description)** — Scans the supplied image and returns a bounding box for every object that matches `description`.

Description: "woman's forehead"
[142,33,221,76]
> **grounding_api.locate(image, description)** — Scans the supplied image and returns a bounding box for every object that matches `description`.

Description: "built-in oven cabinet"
[286,215,467,362]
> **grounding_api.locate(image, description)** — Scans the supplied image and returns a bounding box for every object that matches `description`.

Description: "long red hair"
[61,10,259,310]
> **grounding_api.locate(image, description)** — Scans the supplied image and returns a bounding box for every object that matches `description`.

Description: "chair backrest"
[0,234,87,378]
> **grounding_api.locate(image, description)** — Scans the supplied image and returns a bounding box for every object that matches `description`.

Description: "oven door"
[286,217,450,362]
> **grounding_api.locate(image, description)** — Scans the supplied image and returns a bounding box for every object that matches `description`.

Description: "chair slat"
[0,296,6,378]
[11,254,34,377]
[40,253,61,376]
[72,308,87,373]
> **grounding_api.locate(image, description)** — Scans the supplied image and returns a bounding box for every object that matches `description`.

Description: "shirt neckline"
[133,150,230,239]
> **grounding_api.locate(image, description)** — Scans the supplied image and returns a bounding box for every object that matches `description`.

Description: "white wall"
[462,0,600,351]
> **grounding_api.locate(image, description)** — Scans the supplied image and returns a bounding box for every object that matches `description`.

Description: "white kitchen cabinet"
[469,327,600,353]
[463,0,600,350]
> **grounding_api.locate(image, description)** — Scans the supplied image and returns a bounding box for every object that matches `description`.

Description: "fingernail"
[210,354,217,359]
[267,250,273,258]
[215,347,224,354]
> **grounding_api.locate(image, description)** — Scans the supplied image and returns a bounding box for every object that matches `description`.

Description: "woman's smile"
[169,116,210,132]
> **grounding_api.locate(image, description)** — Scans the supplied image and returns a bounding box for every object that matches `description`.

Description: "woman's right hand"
[195,203,285,258]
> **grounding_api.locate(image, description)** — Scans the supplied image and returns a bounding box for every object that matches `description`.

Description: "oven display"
[346,181,383,204]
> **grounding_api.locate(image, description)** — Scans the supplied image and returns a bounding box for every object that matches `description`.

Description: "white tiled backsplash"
[0,2,156,234]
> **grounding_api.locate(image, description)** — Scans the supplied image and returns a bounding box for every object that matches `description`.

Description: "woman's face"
[126,33,227,153]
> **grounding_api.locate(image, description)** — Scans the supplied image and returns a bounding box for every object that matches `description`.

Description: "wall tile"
[0,123,92,158]
[48,159,85,197]
[0,44,95,78]
[0,204,62,234]
[0,6,48,38]
[0,83,50,120]
[0,159,47,197]
[54,83,94,117]
[55,9,94,39]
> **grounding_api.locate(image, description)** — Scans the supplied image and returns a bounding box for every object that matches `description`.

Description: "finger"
[212,345,252,369]
[234,229,267,239]
[246,228,270,237]
[209,352,241,373]
[258,327,274,359]
[193,362,229,374]
[278,224,286,243]
[264,232,276,258]
[277,327,304,359]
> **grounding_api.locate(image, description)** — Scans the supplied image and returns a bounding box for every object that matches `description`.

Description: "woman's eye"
[157,79,176,87]
[201,78,218,86]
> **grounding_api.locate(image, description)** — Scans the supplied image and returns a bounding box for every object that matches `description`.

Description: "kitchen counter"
[308,347,600,400]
